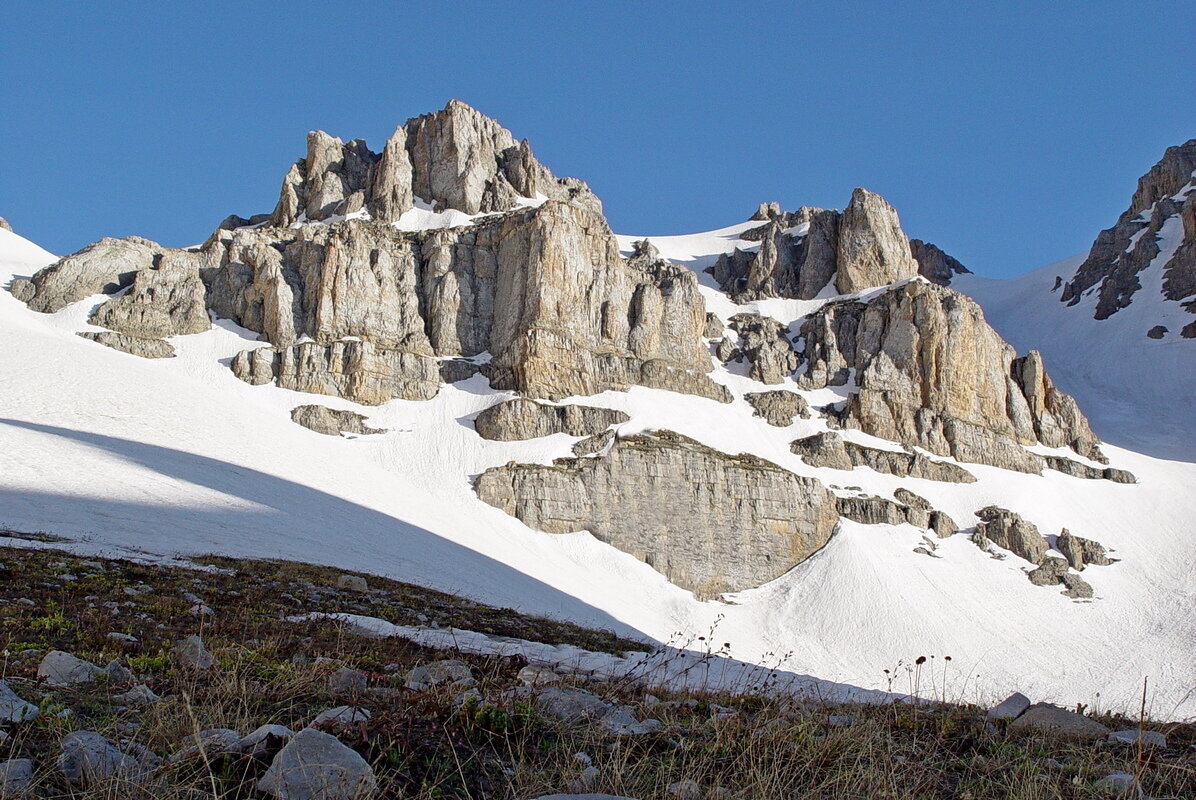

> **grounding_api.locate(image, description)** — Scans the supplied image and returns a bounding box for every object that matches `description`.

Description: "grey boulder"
[0,681,39,723]
[38,651,103,686]
[258,728,376,800]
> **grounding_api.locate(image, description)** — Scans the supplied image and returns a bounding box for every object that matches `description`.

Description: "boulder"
[1007,704,1110,741]
[38,651,103,687]
[173,635,216,670]
[112,684,160,707]
[1107,729,1167,748]
[167,728,244,764]
[309,706,370,730]
[335,574,369,592]
[0,681,39,723]
[58,730,152,785]
[986,692,1031,720]
[405,660,474,691]
[328,668,368,697]
[241,724,295,757]
[0,759,33,798]
[257,728,376,800]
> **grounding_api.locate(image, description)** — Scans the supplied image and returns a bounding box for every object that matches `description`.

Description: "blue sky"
[1,1,1192,277]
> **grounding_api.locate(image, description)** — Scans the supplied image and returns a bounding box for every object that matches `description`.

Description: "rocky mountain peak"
[1060,139,1196,331]
[712,187,922,301]
[270,100,601,227]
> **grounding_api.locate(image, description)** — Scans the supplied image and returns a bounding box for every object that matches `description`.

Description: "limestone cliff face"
[475,431,839,599]
[711,188,919,301]
[795,280,1104,471]
[1061,139,1196,330]
[270,99,601,226]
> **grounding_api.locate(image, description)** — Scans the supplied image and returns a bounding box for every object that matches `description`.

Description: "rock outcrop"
[725,314,800,384]
[77,331,176,359]
[290,405,386,436]
[1061,139,1196,320]
[744,390,810,426]
[790,432,976,483]
[270,99,600,226]
[909,239,971,286]
[795,280,1103,471]
[1044,456,1135,483]
[711,189,919,301]
[474,398,628,441]
[12,236,162,313]
[89,251,210,338]
[973,506,1048,565]
[231,341,441,404]
[1055,529,1112,571]
[475,430,839,598]
[213,201,718,402]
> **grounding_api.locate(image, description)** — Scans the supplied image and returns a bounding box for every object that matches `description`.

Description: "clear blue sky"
[2,1,1192,277]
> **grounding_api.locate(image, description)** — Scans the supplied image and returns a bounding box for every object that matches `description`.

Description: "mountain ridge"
[1,104,1193,717]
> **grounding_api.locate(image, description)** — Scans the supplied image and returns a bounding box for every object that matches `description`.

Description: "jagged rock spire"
[270,100,601,226]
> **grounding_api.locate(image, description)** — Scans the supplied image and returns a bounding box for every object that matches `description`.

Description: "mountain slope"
[1,110,1194,718]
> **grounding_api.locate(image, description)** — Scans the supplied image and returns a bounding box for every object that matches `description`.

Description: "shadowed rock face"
[1061,139,1196,321]
[475,430,839,599]
[795,280,1103,471]
[909,239,971,286]
[711,188,919,301]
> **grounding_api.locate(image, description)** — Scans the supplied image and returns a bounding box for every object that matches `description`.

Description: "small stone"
[106,632,138,646]
[826,715,857,727]
[987,692,1031,720]
[241,724,294,757]
[599,707,661,736]
[0,759,35,798]
[335,574,369,592]
[1108,728,1167,748]
[103,659,135,683]
[257,728,376,800]
[667,779,704,800]
[1093,771,1144,797]
[310,706,370,730]
[58,730,150,785]
[167,728,243,764]
[568,766,600,793]
[328,667,368,696]
[38,651,104,686]
[173,635,216,670]
[112,684,160,707]
[189,603,214,617]
[518,665,563,687]
[0,681,39,723]
[405,659,474,690]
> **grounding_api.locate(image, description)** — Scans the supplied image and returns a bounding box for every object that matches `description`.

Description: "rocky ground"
[0,540,1191,799]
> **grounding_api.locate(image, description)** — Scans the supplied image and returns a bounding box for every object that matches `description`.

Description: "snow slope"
[2,223,1194,718]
